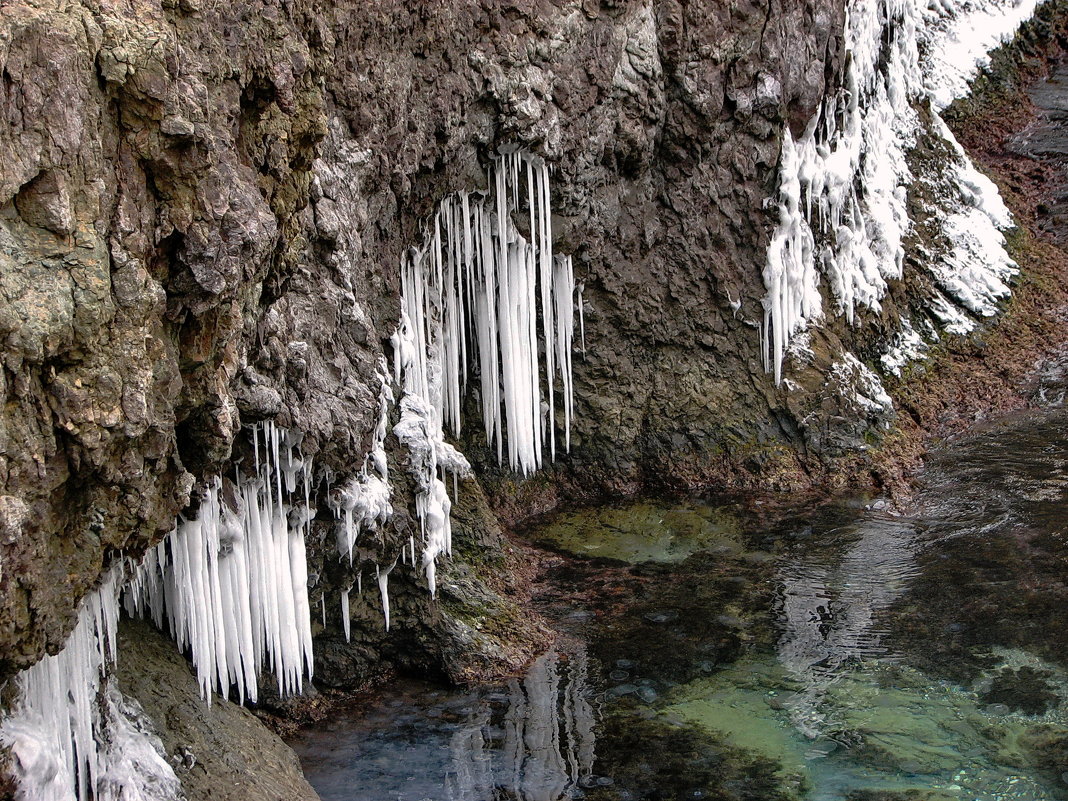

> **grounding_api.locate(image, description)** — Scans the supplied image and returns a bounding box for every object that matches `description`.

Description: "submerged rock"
[980,666,1059,715]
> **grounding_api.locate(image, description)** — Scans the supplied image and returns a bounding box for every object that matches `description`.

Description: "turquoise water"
[291,407,1068,801]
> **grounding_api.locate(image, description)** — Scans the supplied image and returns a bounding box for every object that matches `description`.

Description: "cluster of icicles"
[334,148,578,630]
[0,148,578,801]
[760,0,1022,385]
[394,148,577,477]
[0,423,318,801]
[0,571,182,801]
[124,422,315,704]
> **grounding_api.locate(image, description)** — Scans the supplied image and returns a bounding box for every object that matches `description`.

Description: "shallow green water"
[531,501,743,563]
[292,407,1068,801]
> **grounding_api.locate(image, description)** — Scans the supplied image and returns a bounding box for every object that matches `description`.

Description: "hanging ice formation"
[394,149,577,476]
[760,0,1023,385]
[125,421,315,704]
[334,358,395,564]
[391,149,575,597]
[0,570,182,801]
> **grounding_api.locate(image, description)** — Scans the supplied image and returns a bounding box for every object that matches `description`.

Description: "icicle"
[340,590,351,643]
[760,0,1020,385]
[0,570,182,801]
[395,150,576,475]
[125,424,316,703]
[391,150,578,597]
[576,280,586,356]
[377,561,397,632]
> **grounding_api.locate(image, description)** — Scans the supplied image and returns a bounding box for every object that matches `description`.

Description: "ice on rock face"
[392,149,575,597]
[923,0,1041,111]
[125,421,315,704]
[761,0,1023,385]
[0,571,182,801]
[96,682,183,801]
[334,360,395,564]
[394,150,576,475]
[831,353,895,417]
[880,317,930,376]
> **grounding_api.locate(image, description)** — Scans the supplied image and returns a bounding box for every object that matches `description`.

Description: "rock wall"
[0,0,851,681]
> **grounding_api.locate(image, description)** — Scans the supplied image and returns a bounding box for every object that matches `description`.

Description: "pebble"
[984,703,1011,716]
[644,610,678,624]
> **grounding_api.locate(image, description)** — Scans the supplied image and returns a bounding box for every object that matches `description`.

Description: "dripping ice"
[334,358,395,566]
[124,421,316,704]
[391,149,576,599]
[394,149,577,477]
[760,0,1026,385]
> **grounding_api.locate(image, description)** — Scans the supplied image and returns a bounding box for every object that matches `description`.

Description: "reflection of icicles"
[776,518,920,738]
[445,649,596,801]
[125,421,315,704]
[0,570,182,801]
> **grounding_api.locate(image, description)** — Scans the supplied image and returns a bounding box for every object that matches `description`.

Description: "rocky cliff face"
[0,0,851,681]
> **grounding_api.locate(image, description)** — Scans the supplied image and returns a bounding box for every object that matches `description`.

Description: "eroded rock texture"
[0,0,857,685]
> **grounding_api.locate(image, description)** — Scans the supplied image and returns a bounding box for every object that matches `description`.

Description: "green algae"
[534,500,743,563]
[661,654,1068,800]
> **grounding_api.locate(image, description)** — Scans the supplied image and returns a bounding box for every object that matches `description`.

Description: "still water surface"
[291,406,1068,800]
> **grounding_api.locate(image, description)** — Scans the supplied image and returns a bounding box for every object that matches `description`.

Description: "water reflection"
[295,408,1068,801]
[776,517,921,738]
[292,648,597,801]
[447,651,596,801]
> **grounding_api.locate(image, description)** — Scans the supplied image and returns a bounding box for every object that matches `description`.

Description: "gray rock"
[116,620,320,801]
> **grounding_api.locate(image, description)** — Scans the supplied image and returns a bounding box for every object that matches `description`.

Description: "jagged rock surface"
[0,0,850,681]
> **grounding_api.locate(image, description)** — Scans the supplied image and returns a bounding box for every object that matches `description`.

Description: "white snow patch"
[880,317,930,376]
[923,0,1041,110]
[832,353,895,416]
